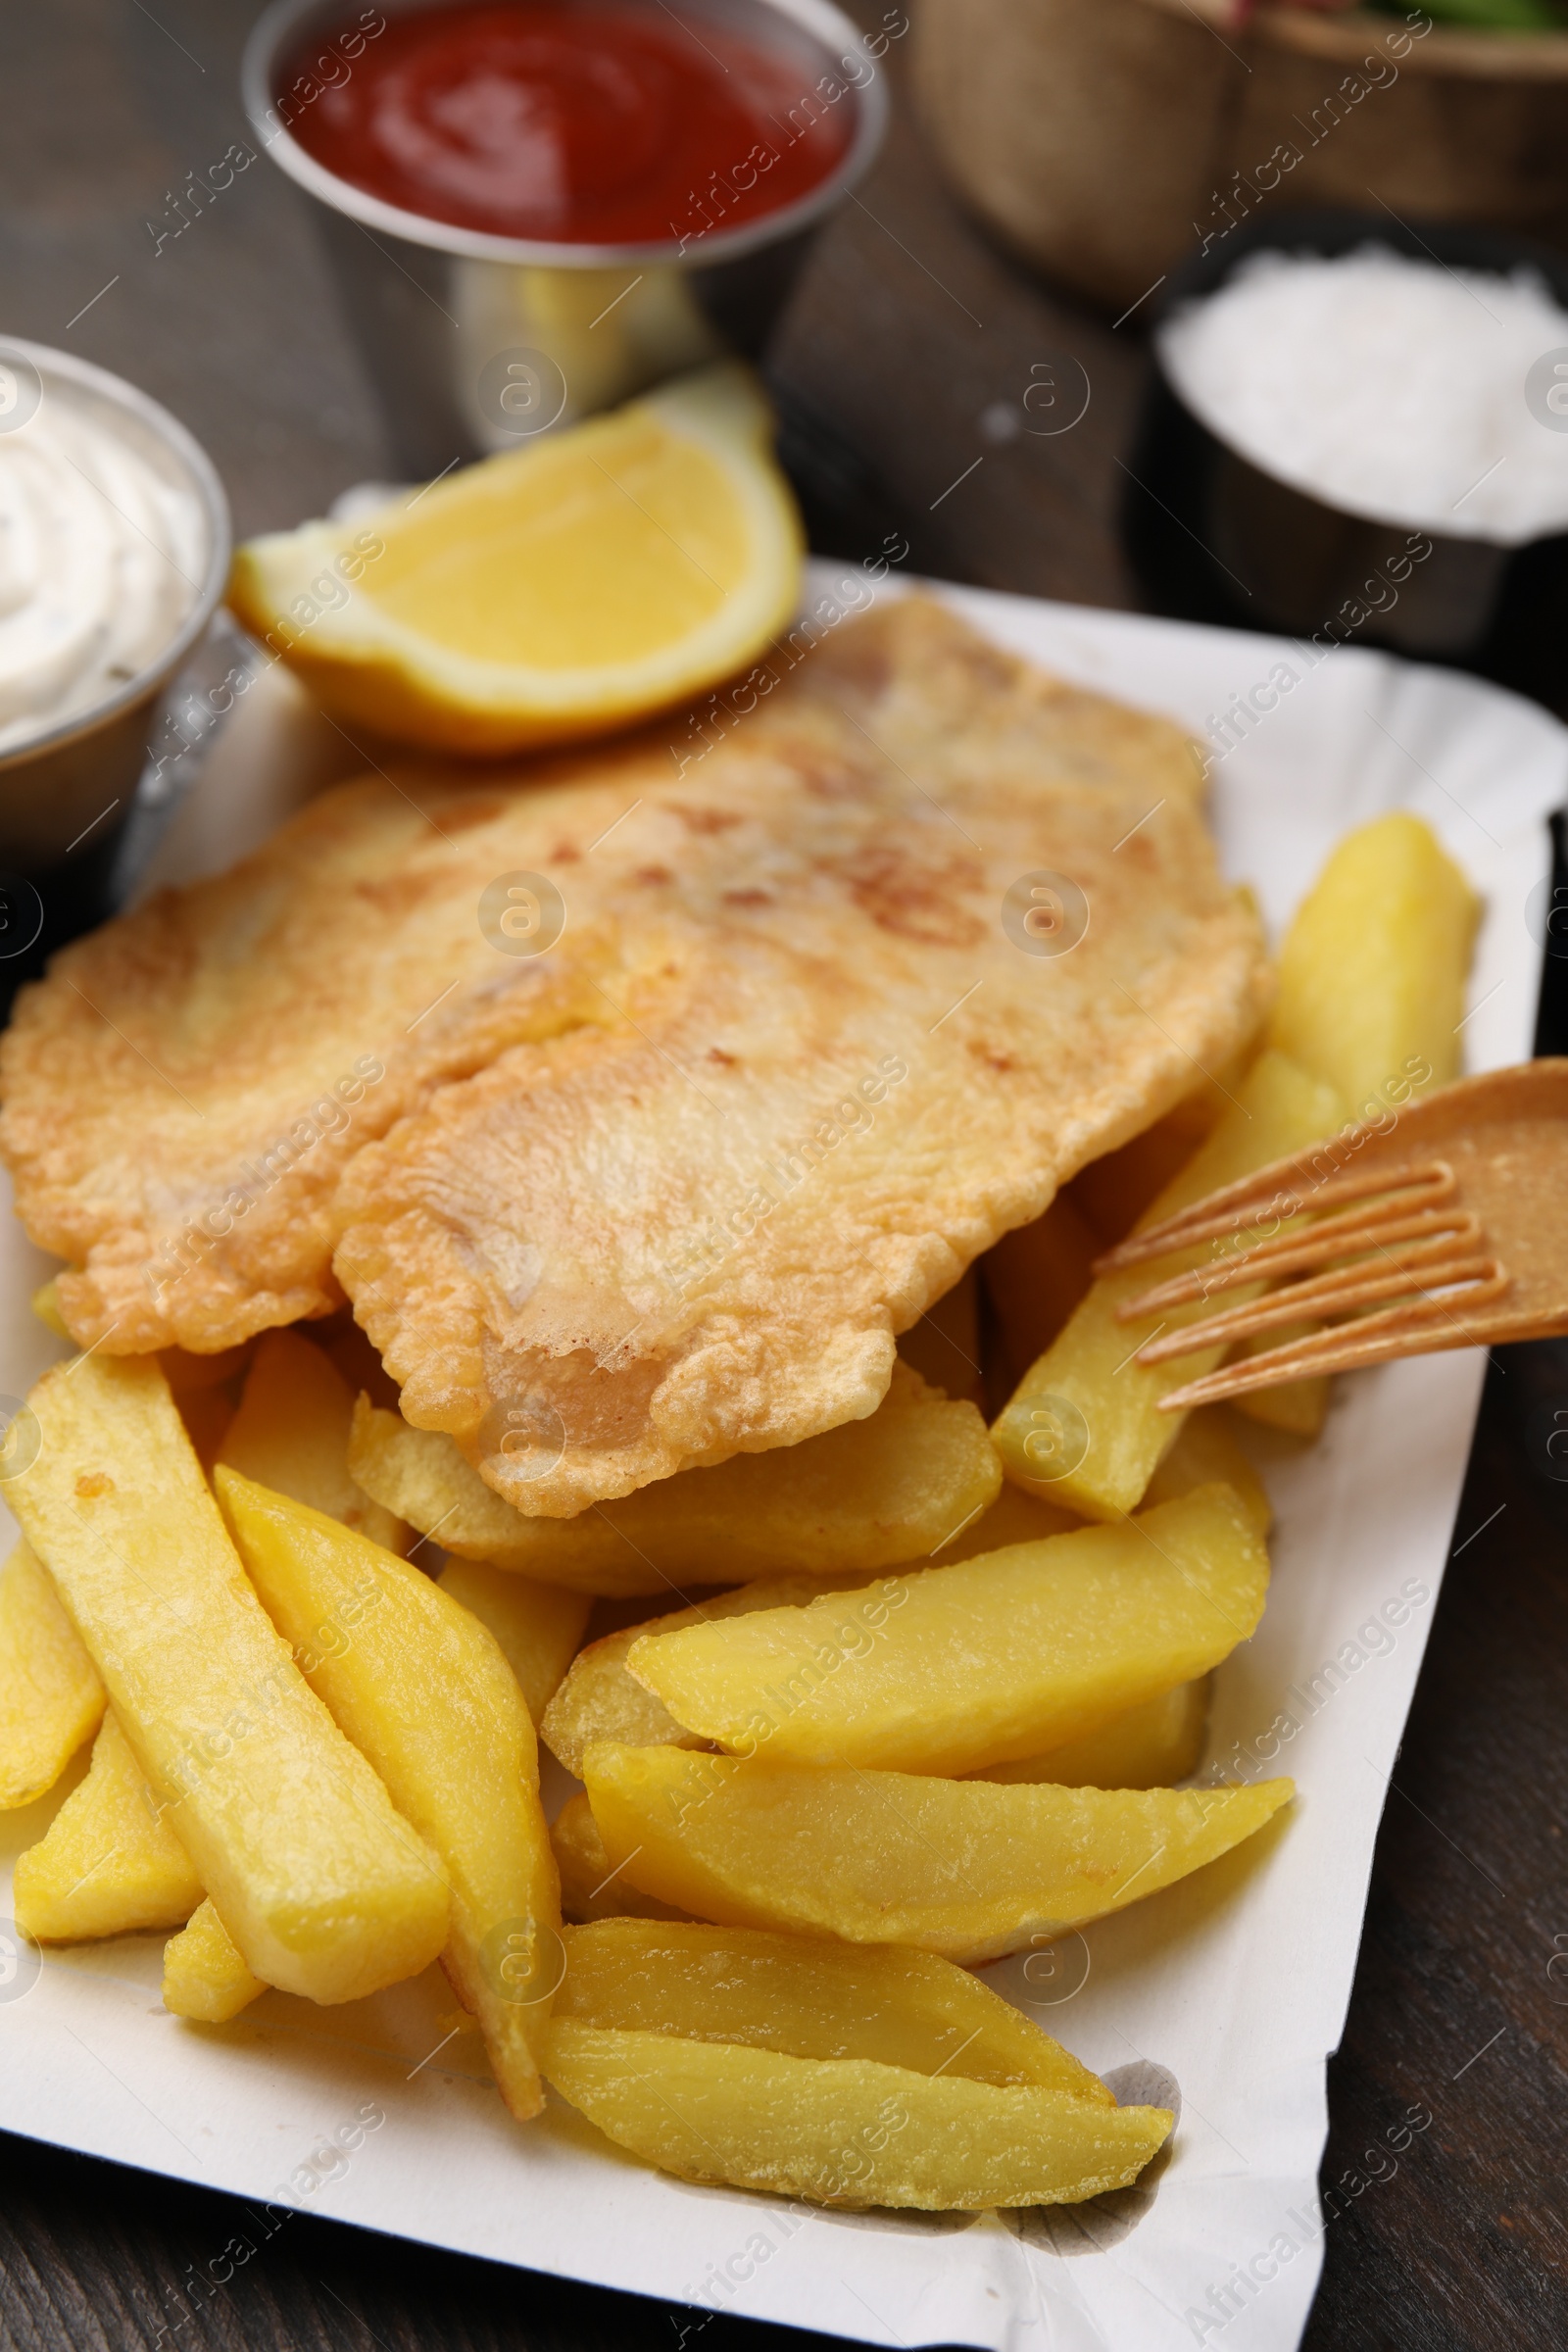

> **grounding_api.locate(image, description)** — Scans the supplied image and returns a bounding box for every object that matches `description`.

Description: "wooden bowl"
[912,0,1568,316]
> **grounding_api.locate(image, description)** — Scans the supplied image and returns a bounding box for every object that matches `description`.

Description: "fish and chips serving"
[0,494,1489,2234]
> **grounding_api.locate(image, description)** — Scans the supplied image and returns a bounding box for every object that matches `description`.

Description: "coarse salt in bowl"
[1155,245,1568,548]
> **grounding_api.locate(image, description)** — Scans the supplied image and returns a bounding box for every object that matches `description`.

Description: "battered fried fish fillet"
[0,598,1268,1513]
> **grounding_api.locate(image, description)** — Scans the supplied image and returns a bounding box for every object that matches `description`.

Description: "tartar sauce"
[0,377,206,754]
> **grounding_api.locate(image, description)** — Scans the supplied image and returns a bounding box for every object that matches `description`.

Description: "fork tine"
[1154,1268,1514,1409]
[1134,1249,1504,1365]
[1113,1205,1483,1321]
[1093,1158,1455,1276]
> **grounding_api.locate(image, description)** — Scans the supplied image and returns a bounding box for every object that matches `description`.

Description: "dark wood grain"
[1,6,1566,2348]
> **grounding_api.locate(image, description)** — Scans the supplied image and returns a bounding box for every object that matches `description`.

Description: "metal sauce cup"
[242,0,890,476]
[0,339,230,995]
[1120,208,1568,718]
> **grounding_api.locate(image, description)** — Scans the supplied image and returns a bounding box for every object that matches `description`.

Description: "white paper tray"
[1,566,1562,2352]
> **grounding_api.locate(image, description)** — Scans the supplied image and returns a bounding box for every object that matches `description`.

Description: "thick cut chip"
[1235,811,1478,1438]
[979,1192,1099,1396]
[0,1539,105,1809]
[626,1486,1266,1777]
[0,601,1267,1523]
[8,1356,449,2005]
[553,1791,693,1926]
[14,1710,203,1941]
[972,1679,1209,1788]
[541,1567,891,1780]
[993,1050,1343,1519]
[895,1268,985,1405]
[544,2026,1172,2208]
[938,1402,1270,1566]
[1071,1049,1251,1246]
[1143,1408,1271,1539]
[217,1329,406,1552]
[436,1561,590,1725]
[348,1366,1001,1593]
[1270,811,1477,1113]
[996,814,1479,1517]
[219,1472,561,2120]
[164,1898,267,2024]
[557,1918,1110,2098]
[582,1744,1293,1962]
[941,1480,1079,1556]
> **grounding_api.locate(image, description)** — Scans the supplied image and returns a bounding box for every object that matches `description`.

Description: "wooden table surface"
[2,6,1566,2348]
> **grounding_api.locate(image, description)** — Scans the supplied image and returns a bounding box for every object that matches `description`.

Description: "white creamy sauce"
[1157,247,1568,546]
[0,382,206,754]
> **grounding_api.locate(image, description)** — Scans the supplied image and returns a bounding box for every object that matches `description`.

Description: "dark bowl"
[1120,207,1568,718]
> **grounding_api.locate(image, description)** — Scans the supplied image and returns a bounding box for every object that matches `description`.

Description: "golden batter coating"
[0,599,1267,1513]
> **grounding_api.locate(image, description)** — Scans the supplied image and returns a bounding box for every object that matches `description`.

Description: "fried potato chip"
[557,1918,1110,2097]
[937,1404,1270,1565]
[552,1790,693,1926]
[978,1192,1099,1396]
[0,1539,105,1810]
[992,1051,1342,1521]
[1143,1408,1271,1540]
[971,1678,1209,1788]
[220,1473,561,2119]
[218,1329,407,1553]
[436,1561,590,1725]
[1270,811,1477,1112]
[996,815,1478,1518]
[10,1356,450,2005]
[163,1897,267,2024]
[582,1742,1293,1962]
[540,1568,885,1780]
[348,1364,1002,1596]
[626,1485,1265,1777]
[544,2027,1172,2208]
[14,1710,202,1942]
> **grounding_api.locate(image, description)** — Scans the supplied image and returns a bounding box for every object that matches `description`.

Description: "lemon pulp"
[362,422,749,669]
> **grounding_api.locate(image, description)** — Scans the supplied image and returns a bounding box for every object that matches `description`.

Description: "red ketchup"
[285,1,857,248]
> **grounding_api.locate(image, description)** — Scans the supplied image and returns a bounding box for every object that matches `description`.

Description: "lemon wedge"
[227,364,804,755]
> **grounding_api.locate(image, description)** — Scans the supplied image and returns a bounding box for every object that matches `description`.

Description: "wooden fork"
[1092,1060,1568,1411]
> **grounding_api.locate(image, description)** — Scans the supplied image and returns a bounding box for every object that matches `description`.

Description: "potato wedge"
[992,1049,1342,1520]
[0,1538,105,1809]
[626,1485,1266,1777]
[972,1678,1209,1789]
[1234,813,1475,1438]
[557,1918,1110,2098]
[1270,810,1477,1111]
[219,1471,561,2120]
[553,1791,693,1925]
[896,1268,984,1405]
[582,1744,1293,1961]
[436,1561,590,1725]
[541,1569,887,1781]
[1230,1347,1331,1440]
[978,1192,1099,1396]
[940,1481,1079,1557]
[348,1363,1002,1596]
[14,1710,203,1942]
[10,1356,449,2005]
[218,1329,407,1553]
[996,817,1478,1517]
[1143,1406,1271,1540]
[164,1897,266,2024]
[1070,1053,1250,1246]
[544,2026,1172,2209]
[941,1404,1270,1565]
